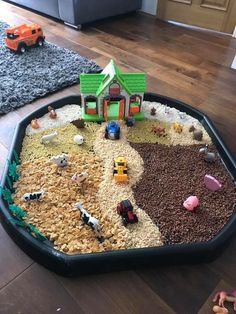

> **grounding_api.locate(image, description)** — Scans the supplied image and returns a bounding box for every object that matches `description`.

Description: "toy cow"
[71,172,88,185]
[50,154,69,167]
[22,190,44,201]
[74,203,103,242]
[41,131,58,144]
[199,144,216,163]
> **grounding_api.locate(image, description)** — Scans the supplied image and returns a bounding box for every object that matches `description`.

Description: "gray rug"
[0,21,101,114]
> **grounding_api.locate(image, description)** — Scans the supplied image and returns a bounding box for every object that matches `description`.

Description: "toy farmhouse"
[80,60,146,121]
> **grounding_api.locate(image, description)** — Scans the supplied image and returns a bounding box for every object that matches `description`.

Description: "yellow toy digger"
[113,157,128,182]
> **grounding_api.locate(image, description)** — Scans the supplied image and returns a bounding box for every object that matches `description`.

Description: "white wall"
[141,0,158,15]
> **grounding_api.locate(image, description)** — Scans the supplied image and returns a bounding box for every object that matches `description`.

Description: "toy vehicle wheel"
[134,214,138,223]
[122,218,128,227]
[37,37,45,47]
[117,206,121,215]
[105,132,108,139]
[18,43,27,54]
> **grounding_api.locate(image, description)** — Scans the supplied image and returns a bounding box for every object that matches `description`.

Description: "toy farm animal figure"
[213,291,236,312]
[151,125,166,137]
[31,119,39,129]
[50,154,69,167]
[22,190,44,201]
[204,175,222,192]
[165,107,170,114]
[73,134,84,145]
[193,129,203,141]
[172,122,183,134]
[199,144,216,163]
[150,107,156,116]
[74,203,104,242]
[178,112,186,120]
[183,196,199,211]
[41,131,58,144]
[48,106,57,119]
[71,172,88,192]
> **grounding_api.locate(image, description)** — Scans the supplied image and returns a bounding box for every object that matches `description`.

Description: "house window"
[84,96,97,115]
[109,82,120,95]
[129,95,141,114]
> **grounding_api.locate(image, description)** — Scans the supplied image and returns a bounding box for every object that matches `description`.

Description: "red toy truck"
[117,199,138,226]
[5,23,45,53]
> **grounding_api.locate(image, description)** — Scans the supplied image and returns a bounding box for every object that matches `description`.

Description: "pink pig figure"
[183,196,199,211]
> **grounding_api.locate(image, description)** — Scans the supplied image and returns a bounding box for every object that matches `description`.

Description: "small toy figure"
[183,196,199,211]
[71,172,88,192]
[150,107,156,116]
[199,145,216,163]
[48,106,57,119]
[179,112,186,119]
[117,200,138,227]
[74,203,104,242]
[165,107,170,114]
[193,129,203,141]
[73,134,84,145]
[71,119,85,129]
[22,190,44,201]
[50,154,69,167]
[125,115,135,127]
[172,122,183,134]
[41,131,58,144]
[5,23,45,53]
[105,121,120,140]
[151,125,166,137]
[31,119,39,129]
[204,175,222,192]
[213,291,236,312]
[113,157,128,182]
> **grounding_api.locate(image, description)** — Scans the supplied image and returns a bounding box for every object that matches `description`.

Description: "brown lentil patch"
[130,143,236,244]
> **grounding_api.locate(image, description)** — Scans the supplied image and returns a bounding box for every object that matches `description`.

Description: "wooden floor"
[0,1,236,313]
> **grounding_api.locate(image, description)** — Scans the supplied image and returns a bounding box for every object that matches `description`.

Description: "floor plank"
[0,264,84,314]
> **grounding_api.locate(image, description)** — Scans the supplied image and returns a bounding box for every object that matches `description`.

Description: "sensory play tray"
[0,92,236,276]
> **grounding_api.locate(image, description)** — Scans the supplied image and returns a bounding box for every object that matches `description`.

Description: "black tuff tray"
[0,93,235,276]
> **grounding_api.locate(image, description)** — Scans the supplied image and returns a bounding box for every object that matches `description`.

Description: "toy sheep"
[73,134,84,145]
[22,190,44,201]
[41,131,58,144]
[50,154,69,167]
[199,145,216,163]
[74,203,104,242]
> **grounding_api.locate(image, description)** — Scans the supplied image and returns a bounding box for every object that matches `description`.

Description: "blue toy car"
[105,121,120,140]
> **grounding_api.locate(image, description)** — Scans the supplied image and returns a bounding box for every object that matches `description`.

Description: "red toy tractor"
[117,199,138,226]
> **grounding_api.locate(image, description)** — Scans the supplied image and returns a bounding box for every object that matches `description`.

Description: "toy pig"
[183,196,199,211]
[48,106,57,119]
[31,119,39,129]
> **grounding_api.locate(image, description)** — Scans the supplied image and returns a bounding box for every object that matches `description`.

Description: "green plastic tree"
[6,175,14,192]
[27,224,47,242]
[7,160,20,181]
[0,186,13,204]
[9,204,27,220]
[13,149,20,165]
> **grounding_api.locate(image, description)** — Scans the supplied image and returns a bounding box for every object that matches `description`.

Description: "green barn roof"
[80,60,146,96]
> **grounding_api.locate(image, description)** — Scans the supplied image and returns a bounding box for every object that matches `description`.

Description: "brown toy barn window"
[109,82,120,95]
[130,95,141,114]
[84,96,97,115]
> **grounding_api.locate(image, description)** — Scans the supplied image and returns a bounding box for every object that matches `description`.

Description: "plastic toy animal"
[193,129,203,141]
[74,203,103,242]
[41,131,58,144]
[213,291,236,312]
[48,106,57,119]
[183,196,199,211]
[199,145,216,163]
[31,119,39,129]
[151,125,166,137]
[73,134,84,145]
[22,190,44,201]
[165,107,170,114]
[71,172,88,187]
[150,107,156,116]
[179,112,186,119]
[204,175,222,192]
[172,122,183,133]
[50,154,69,167]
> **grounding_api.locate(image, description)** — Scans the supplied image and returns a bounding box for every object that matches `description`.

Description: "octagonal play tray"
[0,93,236,276]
